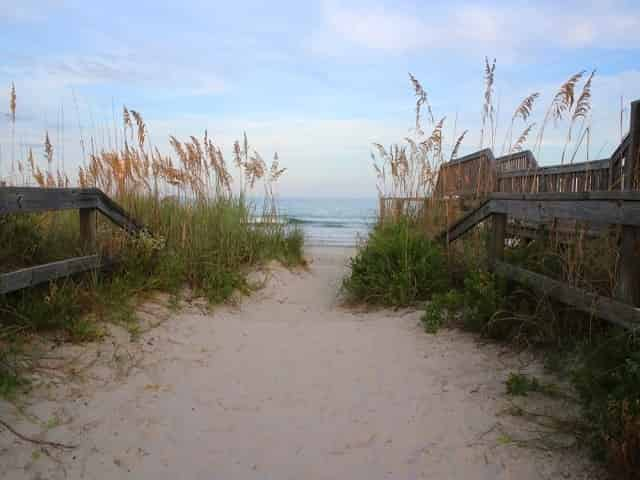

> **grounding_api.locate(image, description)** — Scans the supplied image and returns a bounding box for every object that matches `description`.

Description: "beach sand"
[1,246,599,479]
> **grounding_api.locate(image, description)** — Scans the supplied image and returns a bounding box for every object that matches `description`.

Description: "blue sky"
[2,0,640,196]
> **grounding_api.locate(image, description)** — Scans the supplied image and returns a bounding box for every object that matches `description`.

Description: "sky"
[1,0,640,197]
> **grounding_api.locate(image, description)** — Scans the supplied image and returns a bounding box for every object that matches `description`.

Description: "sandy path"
[1,247,597,479]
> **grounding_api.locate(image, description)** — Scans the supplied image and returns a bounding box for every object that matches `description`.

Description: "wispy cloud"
[312,1,640,57]
[2,54,225,97]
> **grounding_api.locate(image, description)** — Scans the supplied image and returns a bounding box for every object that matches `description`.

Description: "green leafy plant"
[343,218,449,306]
[421,290,463,333]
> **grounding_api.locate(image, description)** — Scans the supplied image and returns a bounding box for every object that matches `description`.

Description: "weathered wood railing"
[439,192,640,329]
[379,197,427,221]
[428,99,640,199]
[496,158,612,193]
[380,99,640,328]
[0,187,144,295]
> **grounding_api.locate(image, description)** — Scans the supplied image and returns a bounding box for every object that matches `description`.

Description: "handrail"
[0,187,145,295]
[439,191,640,243]
[436,191,640,327]
[496,158,610,179]
[0,187,144,233]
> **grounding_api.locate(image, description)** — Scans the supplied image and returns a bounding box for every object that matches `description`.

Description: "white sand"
[1,246,599,479]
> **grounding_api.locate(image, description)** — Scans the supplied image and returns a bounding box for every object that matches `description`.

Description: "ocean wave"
[285,216,374,228]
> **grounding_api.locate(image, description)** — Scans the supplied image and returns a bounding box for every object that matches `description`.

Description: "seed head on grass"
[9,82,16,123]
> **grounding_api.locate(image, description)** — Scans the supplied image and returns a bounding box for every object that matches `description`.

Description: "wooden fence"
[382,98,640,328]
[0,187,144,295]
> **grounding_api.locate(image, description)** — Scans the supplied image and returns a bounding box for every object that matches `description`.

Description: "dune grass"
[0,96,304,397]
[347,62,640,477]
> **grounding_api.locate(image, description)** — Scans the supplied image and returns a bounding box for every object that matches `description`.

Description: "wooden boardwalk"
[381,99,640,328]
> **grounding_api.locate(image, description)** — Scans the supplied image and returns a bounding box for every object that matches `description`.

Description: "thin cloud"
[2,54,226,98]
[312,1,640,56]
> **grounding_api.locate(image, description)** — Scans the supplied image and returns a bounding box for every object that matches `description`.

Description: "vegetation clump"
[342,219,449,306]
[0,91,304,396]
[348,61,640,477]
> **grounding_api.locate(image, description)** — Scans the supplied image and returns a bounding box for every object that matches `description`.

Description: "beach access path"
[1,247,598,479]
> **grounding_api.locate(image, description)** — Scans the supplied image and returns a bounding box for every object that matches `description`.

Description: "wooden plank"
[495,150,537,171]
[494,261,640,330]
[0,187,144,234]
[0,187,99,215]
[96,191,144,233]
[441,193,640,243]
[442,148,494,167]
[624,100,640,190]
[440,199,493,242]
[497,159,609,179]
[0,255,102,295]
[490,191,640,202]
[614,101,640,305]
[488,213,506,269]
[79,208,97,252]
[615,226,640,306]
[491,197,640,226]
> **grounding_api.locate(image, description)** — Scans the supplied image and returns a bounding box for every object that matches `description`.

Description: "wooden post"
[616,225,639,305]
[615,100,640,305]
[488,213,506,271]
[79,207,97,253]
[623,100,640,191]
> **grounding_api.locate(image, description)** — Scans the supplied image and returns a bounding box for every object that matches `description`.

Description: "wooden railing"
[0,187,144,295]
[434,148,496,199]
[379,197,427,221]
[439,192,640,329]
[429,100,640,199]
[496,158,611,193]
[380,99,640,327]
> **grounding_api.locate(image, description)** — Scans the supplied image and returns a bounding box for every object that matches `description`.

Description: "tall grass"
[351,59,640,477]
[1,87,304,393]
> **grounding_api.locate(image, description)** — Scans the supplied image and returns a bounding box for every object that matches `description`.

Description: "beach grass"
[0,96,304,396]
[348,61,640,477]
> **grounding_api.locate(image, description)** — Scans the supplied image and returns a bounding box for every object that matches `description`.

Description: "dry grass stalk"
[562,70,595,163]
[536,70,586,157]
[503,92,539,153]
[450,130,468,161]
[9,83,16,123]
[44,132,54,167]
[409,73,434,134]
[8,82,17,181]
[512,123,536,153]
[480,57,496,149]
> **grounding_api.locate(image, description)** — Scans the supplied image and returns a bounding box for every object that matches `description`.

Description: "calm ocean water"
[276,197,377,247]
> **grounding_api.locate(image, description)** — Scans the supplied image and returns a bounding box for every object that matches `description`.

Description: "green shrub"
[571,335,640,474]
[421,290,463,333]
[343,219,449,306]
[0,196,304,343]
[460,269,506,333]
[506,372,542,396]
[505,372,559,397]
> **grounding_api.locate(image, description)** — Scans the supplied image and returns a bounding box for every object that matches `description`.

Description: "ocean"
[276,197,377,247]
